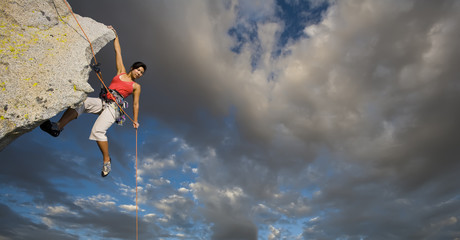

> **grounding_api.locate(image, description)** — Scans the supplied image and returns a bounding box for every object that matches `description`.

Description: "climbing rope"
[136,128,139,240]
[62,1,140,239]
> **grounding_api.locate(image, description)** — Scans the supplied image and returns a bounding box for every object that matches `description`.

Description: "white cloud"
[41,217,54,228]
[46,205,75,216]
[268,225,281,240]
[151,177,171,186]
[139,156,176,177]
[116,182,135,196]
[153,194,195,227]
[178,187,190,193]
[119,204,137,212]
[74,194,117,209]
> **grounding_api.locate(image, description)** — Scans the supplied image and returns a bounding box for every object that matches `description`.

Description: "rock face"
[0,0,115,150]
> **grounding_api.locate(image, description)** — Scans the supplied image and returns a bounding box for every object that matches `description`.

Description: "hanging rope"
[62,1,140,239]
[136,128,139,240]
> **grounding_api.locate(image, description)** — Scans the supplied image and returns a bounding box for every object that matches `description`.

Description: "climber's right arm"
[108,26,126,74]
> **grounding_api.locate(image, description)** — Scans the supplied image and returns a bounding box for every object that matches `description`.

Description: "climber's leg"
[57,108,78,129]
[96,140,111,163]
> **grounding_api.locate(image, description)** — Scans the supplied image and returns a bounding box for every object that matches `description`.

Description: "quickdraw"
[91,62,101,73]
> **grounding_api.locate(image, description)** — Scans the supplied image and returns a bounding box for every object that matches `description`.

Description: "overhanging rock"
[0,0,115,150]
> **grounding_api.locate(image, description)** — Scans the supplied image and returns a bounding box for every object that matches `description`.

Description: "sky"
[1,0,460,239]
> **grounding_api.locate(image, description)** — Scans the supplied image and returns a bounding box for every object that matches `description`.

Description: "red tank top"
[108,73,134,98]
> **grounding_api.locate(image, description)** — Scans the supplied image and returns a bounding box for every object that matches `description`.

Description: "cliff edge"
[0,0,115,150]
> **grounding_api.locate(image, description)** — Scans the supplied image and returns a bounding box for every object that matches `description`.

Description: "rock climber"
[40,26,146,177]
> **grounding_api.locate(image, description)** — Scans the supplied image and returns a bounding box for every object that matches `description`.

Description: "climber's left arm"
[132,82,141,129]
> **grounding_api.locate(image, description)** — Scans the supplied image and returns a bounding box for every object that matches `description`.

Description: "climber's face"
[132,67,145,79]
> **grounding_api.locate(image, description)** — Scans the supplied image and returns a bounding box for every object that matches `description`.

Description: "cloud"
[41,194,162,239]
[120,0,460,238]
[0,134,92,210]
[190,181,259,239]
[0,203,78,240]
[3,0,460,239]
[144,0,460,238]
[46,205,77,216]
[268,225,281,240]
[154,194,195,227]
[119,204,137,212]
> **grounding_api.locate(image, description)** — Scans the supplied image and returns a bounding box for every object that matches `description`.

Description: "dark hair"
[131,61,147,72]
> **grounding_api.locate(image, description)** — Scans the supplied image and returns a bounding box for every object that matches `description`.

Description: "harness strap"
[100,88,123,102]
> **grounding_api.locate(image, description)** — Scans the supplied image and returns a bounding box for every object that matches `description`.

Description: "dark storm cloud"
[68,0,460,238]
[0,203,78,240]
[37,194,163,239]
[3,0,460,239]
[281,0,460,238]
[0,133,90,209]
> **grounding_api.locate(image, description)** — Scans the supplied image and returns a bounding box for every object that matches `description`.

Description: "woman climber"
[40,26,146,177]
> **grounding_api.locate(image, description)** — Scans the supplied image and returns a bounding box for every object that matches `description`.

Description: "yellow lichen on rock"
[0,0,115,150]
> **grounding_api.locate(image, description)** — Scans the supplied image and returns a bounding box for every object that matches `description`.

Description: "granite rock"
[0,0,115,150]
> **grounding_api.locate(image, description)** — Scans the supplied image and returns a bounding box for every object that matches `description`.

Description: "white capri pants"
[75,97,119,141]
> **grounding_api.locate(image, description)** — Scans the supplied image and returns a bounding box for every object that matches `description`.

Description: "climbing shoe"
[101,159,112,177]
[40,120,62,137]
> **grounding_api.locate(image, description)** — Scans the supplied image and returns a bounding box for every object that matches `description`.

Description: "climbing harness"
[99,88,129,125]
[62,1,140,239]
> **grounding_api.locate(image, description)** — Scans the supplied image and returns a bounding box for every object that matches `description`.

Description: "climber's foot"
[40,120,62,137]
[101,159,111,177]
